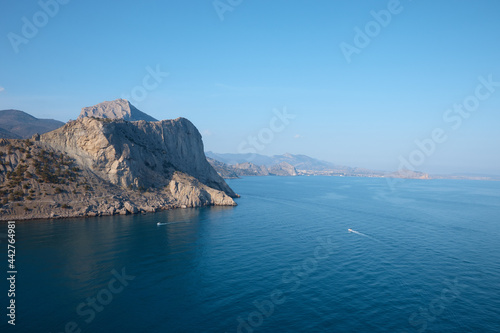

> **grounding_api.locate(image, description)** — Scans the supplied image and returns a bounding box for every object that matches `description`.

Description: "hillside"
[0,109,64,139]
[206,151,345,171]
[0,127,21,139]
[207,158,298,177]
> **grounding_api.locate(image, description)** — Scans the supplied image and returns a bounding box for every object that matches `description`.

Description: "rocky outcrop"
[386,168,430,179]
[207,157,240,179]
[78,99,158,121]
[168,172,236,207]
[268,162,298,176]
[0,103,239,221]
[233,162,270,176]
[41,117,237,197]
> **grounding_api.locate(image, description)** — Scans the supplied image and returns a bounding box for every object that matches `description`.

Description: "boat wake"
[157,221,188,226]
[348,228,382,243]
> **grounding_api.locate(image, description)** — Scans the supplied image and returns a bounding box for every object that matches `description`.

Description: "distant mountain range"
[206,152,435,179]
[207,157,299,178]
[0,110,65,139]
[206,152,338,170]
[1,104,496,183]
[206,151,390,177]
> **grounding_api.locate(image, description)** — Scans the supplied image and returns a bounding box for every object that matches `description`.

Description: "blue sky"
[1,0,499,175]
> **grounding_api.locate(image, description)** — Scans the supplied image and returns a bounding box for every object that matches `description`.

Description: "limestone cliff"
[41,117,237,196]
[78,99,158,121]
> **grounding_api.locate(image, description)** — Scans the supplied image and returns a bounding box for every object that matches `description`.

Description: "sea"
[1,176,499,332]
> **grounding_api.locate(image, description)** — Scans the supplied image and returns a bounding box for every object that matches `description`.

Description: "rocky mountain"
[0,110,64,139]
[207,157,239,179]
[206,151,352,178]
[268,162,298,176]
[207,158,298,178]
[206,152,432,179]
[206,151,275,166]
[206,151,342,171]
[0,102,238,221]
[78,99,158,121]
[232,162,270,176]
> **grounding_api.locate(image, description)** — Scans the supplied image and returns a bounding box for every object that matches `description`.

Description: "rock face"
[78,99,158,122]
[41,117,236,197]
[0,110,64,139]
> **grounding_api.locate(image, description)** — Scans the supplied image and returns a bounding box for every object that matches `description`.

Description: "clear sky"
[1,0,499,175]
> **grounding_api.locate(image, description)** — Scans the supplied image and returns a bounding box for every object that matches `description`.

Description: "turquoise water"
[2,177,499,332]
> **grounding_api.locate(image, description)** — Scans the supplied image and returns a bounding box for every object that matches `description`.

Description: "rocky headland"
[0,100,238,221]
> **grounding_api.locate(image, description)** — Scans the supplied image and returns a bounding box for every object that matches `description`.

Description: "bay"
[2,176,499,332]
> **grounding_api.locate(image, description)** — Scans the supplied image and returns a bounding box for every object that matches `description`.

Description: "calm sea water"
[2,177,499,332]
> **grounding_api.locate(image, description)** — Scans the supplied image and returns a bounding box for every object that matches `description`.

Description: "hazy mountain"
[268,161,298,176]
[207,158,240,179]
[0,110,65,139]
[0,127,21,139]
[78,99,158,121]
[271,153,341,171]
[205,152,275,166]
[206,152,342,171]
[206,152,436,179]
[207,158,299,178]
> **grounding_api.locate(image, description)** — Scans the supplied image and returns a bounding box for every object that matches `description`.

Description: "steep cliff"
[41,117,237,196]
